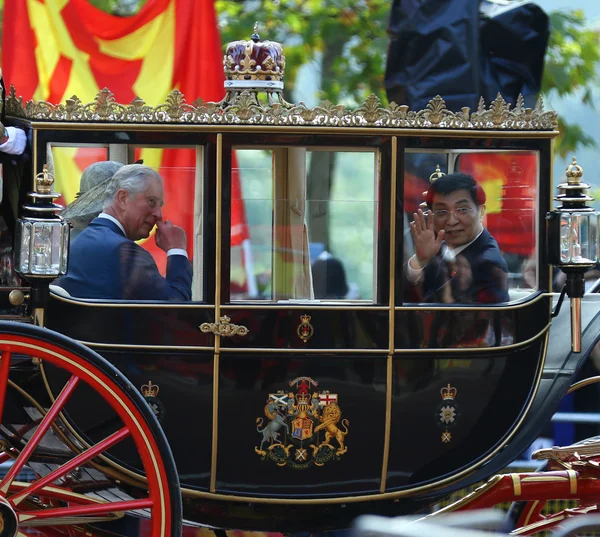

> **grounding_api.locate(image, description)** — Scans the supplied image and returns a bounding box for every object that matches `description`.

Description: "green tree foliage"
[543,10,600,158]
[216,2,600,156]
[215,0,389,104]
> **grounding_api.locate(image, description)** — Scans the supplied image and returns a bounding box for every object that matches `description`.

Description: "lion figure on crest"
[314,404,349,455]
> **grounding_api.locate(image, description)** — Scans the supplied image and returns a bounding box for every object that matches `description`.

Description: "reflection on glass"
[49,143,201,300]
[403,150,539,304]
[16,221,68,276]
[231,149,378,302]
[560,213,598,265]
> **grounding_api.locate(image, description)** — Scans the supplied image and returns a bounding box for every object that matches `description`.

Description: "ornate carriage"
[0,31,598,537]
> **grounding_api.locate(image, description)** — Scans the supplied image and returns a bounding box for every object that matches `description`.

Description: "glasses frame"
[431,206,476,221]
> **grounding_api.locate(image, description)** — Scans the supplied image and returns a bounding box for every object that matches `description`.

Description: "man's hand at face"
[409,208,445,268]
[155,220,187,253]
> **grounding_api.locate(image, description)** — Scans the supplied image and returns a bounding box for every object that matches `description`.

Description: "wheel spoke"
[18,498,153,525]
[10,426,131,506]
[0,326,178,537]
[0,375,80,494]
[0,350,12,422]
[9,481,102,504]
[0,449,14,465]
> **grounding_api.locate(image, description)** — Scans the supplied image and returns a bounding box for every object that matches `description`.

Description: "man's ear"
[115,189,129,207]
[478,203,486,220]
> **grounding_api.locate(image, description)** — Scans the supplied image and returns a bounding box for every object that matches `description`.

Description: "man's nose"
[447,211,459,224]
[153,206,163,220]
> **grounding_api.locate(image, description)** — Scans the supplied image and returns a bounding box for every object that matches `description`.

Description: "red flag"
[2,0,249,274]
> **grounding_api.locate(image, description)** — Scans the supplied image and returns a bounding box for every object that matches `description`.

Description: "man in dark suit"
[406,172,509,304]
[59,164,192,301]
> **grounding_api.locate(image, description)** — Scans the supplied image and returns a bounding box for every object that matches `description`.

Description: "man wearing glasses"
[406,172,509,304]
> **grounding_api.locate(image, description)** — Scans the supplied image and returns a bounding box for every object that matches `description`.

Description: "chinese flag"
[2,0,249,272]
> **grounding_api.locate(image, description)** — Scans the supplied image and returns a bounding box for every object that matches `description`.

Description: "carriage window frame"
[403,148,541,304]
[228,144,381,305]
[45,141,207,304]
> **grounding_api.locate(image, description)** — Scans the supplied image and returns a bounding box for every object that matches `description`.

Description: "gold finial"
[565,156,583,185]
[252,21,260,42]
[35,164,55,195]
[429,164,445,184]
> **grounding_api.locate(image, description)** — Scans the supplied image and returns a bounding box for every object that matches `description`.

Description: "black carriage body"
[2,92,592,532]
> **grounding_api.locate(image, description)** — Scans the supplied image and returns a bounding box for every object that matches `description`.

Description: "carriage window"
[230,148,379,302]
[403,150,538,304]
[49,143,202,301]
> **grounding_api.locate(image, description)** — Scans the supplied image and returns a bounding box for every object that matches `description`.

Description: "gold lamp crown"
[35,164,55,195]
[223,23,286,88]
[565,156,584,185]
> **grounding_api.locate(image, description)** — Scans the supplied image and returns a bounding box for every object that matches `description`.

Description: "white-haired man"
[59,164,192,301]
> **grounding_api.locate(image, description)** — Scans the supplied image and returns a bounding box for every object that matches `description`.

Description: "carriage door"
[44,135,219,492]
[209,136,395,496]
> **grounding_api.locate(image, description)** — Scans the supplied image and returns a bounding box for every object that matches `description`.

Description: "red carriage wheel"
[0,321,182,537]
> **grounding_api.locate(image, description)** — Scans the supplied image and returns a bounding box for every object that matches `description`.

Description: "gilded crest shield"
[255,377,349,469]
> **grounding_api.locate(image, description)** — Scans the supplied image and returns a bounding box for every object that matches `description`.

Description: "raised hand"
[155,220,187,252]
[409,208,445,267]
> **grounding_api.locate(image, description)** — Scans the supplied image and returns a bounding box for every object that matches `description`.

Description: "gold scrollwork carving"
[199,316,249,337]
[6,86,558,131]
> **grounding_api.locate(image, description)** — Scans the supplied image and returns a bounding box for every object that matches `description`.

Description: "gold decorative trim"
[512,514,566,535]
[49,291,215,308]
[210,351,220,493]
[30,122,558,139]
[296,314,314,343]
[395,322,550,353]
[215,133,223,353]
[389,137,397,352]
[521,475,568,483]
[223,304,390,310]
[219,347,388,354]
[199,315,249,337]
[380,353,393,493]
[568,375,600,394]
[6,87,557,131]
[74,340,215,351]
[399,291,552,310]
[568,469,577,494]
[511,473,522,496]
[522,499,541,527]
[76,326,546,352]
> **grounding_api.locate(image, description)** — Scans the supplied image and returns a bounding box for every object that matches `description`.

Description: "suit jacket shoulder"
[59,218,192,301]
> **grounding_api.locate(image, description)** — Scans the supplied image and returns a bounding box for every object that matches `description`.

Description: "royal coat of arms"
[255,377,349,469]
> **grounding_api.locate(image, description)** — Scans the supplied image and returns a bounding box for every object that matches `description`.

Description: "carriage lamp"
[14,164,69,279]
[547,157,598,352]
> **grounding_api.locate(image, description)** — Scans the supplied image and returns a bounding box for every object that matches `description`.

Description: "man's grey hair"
[80,160,124,193]
[102,164,163,209]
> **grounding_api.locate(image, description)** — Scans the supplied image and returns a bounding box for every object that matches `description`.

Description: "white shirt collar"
[98,213,126,237]
[442,229,484,262]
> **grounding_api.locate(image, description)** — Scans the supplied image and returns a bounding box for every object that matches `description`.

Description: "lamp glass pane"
[571,213,597,264]
[560,214,571,263]
[61,224,69,273]
[15,220,32,273]
[27,221,68,276]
